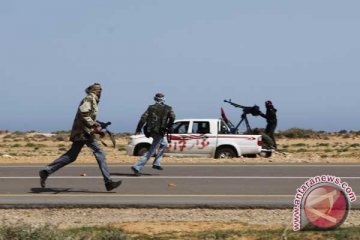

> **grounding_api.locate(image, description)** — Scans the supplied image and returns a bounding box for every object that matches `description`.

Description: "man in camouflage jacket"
[131,93,175,176]
[39,83,122,191]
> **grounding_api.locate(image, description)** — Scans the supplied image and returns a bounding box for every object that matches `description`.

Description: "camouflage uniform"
[39,83,121,191]
[136,102,175,137]
[70,92,99,141]
[132,93,175,174]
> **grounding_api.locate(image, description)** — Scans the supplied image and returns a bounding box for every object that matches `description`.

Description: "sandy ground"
[0,132,359,234]
[0,133,360,165]
[1,208,360,234]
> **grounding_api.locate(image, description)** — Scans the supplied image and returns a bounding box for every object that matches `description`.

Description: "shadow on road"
[110,172,155,176]
[29,188,111,194]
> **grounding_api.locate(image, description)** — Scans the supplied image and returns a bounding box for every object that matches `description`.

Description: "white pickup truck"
[126,118,266,159]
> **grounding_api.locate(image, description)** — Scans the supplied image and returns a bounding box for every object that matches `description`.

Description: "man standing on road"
[259,100,278,149]
[131,93,175,176]
[39,83,122,191]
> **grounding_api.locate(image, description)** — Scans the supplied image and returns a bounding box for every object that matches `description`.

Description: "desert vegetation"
[1,129,360,163]
[1,129,360,239]
[1,221,360,240]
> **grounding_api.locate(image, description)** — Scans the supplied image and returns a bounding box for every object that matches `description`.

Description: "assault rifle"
[93,121,116,148]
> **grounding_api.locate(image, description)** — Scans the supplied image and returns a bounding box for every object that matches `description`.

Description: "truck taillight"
[257,137,263,146]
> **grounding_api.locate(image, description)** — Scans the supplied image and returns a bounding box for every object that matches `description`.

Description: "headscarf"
[154,93,165,104]
[85,83,102,94]
[265,100,273,109]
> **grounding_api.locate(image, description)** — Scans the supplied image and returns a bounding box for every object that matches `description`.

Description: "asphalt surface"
[0,164,359,208]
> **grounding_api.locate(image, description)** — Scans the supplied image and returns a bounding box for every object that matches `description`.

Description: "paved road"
[0,164,359,208]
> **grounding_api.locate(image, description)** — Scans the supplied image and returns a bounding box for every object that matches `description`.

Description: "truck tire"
[134,144,150,156]
[215,147,236,159]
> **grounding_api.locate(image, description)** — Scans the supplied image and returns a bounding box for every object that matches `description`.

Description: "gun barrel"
[224,99,244,108]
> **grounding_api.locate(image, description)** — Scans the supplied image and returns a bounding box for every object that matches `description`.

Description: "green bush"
[0,223,65,240]
[0,224,128,240]
[337,148,349,153]
[10,144,22,148]
[278,128,320,139]
[317,143,330,147]
[25,143,36,148]
[50,131,70,142]
[55,136,67,141]
[118,145,127,151]
[296,148,308,153]
[291,143,307,147]
[25,143,46,148]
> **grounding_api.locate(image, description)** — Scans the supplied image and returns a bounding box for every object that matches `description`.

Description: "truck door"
[166,121,191,154]
[187,121,216,155]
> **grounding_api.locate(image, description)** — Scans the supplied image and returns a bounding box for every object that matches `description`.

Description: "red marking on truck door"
[167,135,211,152]
[198,138,210,149]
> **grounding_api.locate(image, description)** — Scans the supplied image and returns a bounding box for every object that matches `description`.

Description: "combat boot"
[39,170,49,188]
[105,180,122,191]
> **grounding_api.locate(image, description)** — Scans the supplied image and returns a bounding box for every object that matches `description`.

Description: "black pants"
[265,123,277,149]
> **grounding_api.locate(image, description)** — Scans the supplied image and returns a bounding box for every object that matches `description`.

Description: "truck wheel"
[135,144,149,156]
[215,147,236,159]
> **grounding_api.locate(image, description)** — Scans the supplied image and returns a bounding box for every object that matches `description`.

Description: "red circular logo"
[303,184,349,230]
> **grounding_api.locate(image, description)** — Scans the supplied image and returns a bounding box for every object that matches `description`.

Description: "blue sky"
[1,1,359,133]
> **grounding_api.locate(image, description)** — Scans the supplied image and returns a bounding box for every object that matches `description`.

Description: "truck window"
[172,121,189,134]
[192,121,210,134]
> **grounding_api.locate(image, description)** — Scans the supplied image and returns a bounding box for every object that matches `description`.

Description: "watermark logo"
[293,175,356,231]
